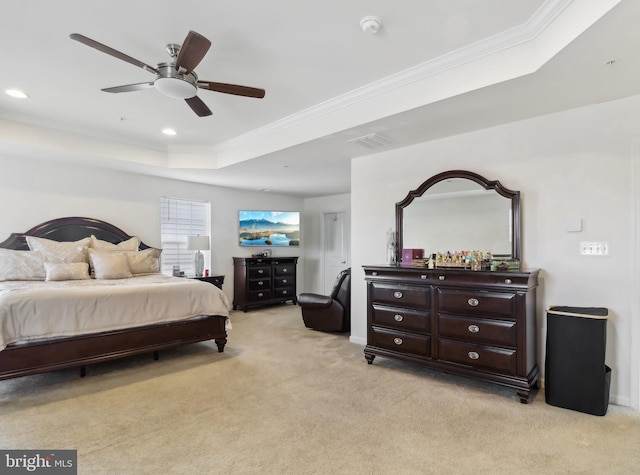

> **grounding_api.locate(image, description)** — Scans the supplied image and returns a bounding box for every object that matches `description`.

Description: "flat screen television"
[239,210,300,247]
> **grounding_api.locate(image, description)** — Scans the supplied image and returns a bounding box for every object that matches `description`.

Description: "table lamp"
[187,235,210,277]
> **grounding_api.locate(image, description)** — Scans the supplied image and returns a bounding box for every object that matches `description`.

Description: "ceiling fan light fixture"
[154,77,197,99]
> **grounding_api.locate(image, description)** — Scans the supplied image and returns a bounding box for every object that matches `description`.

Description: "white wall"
[351,94,640,409]
[0,155,304,303]
[302,193,351,294]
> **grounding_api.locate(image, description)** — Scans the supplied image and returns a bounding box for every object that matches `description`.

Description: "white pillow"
[124,248,162,275]
[0,249,45,281]
[44,262,91,281]
[26,236,90,263]
[88,250,132,280]
[90,235,140,251]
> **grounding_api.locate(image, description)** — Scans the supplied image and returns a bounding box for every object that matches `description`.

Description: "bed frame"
[0,217,228,381]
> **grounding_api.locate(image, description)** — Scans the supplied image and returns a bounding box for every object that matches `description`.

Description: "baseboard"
[349,335,366,346]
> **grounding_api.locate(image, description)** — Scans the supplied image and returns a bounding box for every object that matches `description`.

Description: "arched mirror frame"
[395,170,521,262]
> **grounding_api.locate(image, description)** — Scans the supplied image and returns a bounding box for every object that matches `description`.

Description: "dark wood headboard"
[0,217,151,250]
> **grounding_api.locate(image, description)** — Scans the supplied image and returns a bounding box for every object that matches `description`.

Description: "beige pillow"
[125,248,162,275]
[88,250,132,280]
[26,236,90,263]
[0,249,45,281]
[44,262,91,281]
[90,235,140,251]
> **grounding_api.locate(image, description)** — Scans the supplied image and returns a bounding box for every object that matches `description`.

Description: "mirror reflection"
[396,170,521,262]
[403,179,512,255]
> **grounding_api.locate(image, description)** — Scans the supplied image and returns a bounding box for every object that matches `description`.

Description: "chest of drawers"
[233,257,298,311]
[364,265,540,403]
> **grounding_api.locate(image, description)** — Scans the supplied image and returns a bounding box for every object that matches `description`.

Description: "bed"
[0,216,230,381]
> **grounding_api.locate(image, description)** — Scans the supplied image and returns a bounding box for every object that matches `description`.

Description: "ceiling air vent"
[347,132,395,149]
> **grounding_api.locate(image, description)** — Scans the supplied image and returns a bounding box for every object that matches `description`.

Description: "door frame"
[321,209,350,294]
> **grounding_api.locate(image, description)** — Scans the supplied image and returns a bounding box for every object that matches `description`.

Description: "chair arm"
[298,293,334,308]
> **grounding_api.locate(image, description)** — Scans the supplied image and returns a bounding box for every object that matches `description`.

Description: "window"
[160,197,211,276]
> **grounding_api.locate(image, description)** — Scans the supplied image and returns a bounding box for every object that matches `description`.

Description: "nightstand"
[190,275,224,290]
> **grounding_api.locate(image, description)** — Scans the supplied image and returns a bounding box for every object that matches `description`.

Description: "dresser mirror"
[396,170,521,261]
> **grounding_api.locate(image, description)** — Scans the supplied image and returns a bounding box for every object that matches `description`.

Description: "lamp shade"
[187,235,210,251]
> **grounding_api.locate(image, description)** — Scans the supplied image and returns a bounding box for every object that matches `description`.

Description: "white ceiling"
[1,0,637,197]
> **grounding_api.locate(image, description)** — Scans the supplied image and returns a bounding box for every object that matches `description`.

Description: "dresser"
[233,257,298,312]
[363,265,540,403]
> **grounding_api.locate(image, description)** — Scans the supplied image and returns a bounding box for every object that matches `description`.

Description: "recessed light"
[5,89,29,99]
[162,128,177,136]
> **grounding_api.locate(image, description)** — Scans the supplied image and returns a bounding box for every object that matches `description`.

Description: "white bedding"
[0,274,231,351]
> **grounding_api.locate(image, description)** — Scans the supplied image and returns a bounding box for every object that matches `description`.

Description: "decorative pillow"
[88,250,132,280]
[44,262,91,281]
[26,236,91,263]
[90,235,140,251]
[124,248,162,275]
[0,249,45,281]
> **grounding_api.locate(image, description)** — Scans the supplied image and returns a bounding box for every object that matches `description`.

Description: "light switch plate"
[580,241,609,256]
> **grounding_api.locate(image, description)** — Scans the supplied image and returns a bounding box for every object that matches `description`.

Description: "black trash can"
[545,306,611,416]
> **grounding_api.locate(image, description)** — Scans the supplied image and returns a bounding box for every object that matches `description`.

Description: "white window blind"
[160,197,211,276]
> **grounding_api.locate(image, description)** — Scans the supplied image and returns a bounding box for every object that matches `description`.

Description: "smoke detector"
[360,16,382,34]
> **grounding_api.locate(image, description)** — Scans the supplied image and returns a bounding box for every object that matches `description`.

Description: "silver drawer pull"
[504,279,512,284]
[394,314,404,322]
[393,338,403,345]
[258,293,264,297]
[258,269,264,274]
[393,291,403,299]
[282,279,287,284]
[421,275,427,280]
[372,272,378,276]
[439,275,445,281]
[283,268,288,273]
[258,281,264,286]
[468,351,480,360]
[468,324,480,333]
[282,290,288,294]
[468,298,479,307]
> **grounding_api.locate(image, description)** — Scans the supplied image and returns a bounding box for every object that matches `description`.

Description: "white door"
[323,211,349,294]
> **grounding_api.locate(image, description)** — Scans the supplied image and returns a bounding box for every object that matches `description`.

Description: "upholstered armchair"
[298,268,350,332]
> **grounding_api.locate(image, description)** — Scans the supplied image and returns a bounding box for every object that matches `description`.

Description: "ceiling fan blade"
[70,33,158,75]
[175,31,211,73]
[197,81,265,99]
[101,82,155,93]
[185,96,212,117]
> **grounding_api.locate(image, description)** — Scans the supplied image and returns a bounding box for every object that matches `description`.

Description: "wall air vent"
[347,132,395,149]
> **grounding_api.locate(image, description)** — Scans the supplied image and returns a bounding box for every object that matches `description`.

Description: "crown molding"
[215,0,580,155]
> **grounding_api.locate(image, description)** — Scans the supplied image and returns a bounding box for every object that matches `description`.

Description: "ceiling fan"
[69,31,265,117]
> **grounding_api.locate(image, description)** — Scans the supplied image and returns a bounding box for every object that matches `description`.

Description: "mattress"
[0,274,231,351]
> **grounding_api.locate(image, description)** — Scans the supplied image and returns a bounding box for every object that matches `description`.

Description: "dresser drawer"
[372,328,431,357]
[370,282,430,308]
[433,271,531,288]
[274,287,294,298]
[437,288,516,318]
[438,314,516,347]
[274,276,293,288]
[248,289,273,301]
[274,264,295,276]
[438,338,517,375]
[248,266,271,279]
[372,305,430,333]
[248,278,271,291]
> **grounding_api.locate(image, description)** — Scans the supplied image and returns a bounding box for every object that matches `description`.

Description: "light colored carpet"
[1,305,639,474]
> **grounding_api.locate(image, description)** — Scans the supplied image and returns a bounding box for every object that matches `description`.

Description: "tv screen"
[239,210,300,247]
